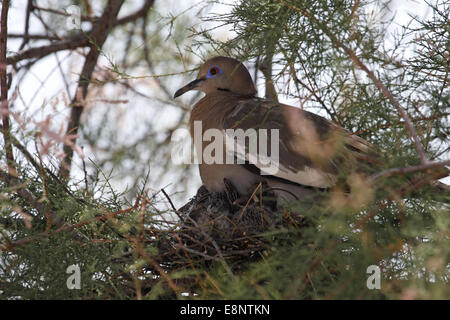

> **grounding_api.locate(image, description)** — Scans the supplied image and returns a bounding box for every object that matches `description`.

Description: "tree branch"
[19,0,34,50]
[1,0,15,178]
[6,34,88,65]
[32,4,100,22]
[114,0,155,25]
[370,160,450,182]
[6,0,155,66]
[58,0,126,179]
[8,33,62,41]
[339,47,429,165]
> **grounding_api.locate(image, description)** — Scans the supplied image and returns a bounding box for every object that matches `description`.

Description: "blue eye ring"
[206,65,223,78]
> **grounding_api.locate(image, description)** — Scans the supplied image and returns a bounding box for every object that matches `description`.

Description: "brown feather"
[177,56,384,200]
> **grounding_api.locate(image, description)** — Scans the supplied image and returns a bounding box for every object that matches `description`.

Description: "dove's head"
[174,56,257,98]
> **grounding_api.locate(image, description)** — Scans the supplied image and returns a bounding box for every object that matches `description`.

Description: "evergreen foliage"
[0,0,449,299]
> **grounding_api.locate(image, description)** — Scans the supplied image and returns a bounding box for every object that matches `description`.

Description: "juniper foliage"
[0,0,449,299]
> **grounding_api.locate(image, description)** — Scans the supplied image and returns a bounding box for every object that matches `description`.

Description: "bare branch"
[59,0,126,179]
[8,33,61,41]
[19,0,34,50]
[32,5,100,22]
[1,0,15,177]
[59,0,157,180]
[6,34,88,65]
[114,0,155,25]
[6,0,156,66]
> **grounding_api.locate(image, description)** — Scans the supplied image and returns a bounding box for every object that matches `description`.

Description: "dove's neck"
[189,91,253,137]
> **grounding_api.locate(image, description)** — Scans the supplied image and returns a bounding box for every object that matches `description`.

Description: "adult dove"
[174,56,381,201]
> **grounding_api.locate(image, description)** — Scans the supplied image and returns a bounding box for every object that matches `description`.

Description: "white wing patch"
[223,129,336,188]
[269,164,336,188]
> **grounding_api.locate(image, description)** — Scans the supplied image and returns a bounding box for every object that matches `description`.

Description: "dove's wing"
[223,98,381,188]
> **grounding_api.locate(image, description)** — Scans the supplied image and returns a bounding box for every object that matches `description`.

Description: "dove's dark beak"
[174,78,204,98]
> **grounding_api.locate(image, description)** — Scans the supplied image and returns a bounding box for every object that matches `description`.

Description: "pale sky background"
[5,0,448,208]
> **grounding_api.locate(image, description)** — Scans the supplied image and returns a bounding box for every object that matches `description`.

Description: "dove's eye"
[206,66,223,78]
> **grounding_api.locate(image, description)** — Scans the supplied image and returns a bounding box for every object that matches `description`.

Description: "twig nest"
[178,182,282,246]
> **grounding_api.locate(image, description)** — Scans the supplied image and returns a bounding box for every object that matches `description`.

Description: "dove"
[174,56,383,201]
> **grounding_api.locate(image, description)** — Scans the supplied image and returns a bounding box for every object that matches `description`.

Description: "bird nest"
[152,180,310,275]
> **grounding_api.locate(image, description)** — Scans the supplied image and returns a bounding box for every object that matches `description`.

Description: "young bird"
[174,56,383,201]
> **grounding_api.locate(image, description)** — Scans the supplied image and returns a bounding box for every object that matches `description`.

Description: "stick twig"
[161,188,184,222]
